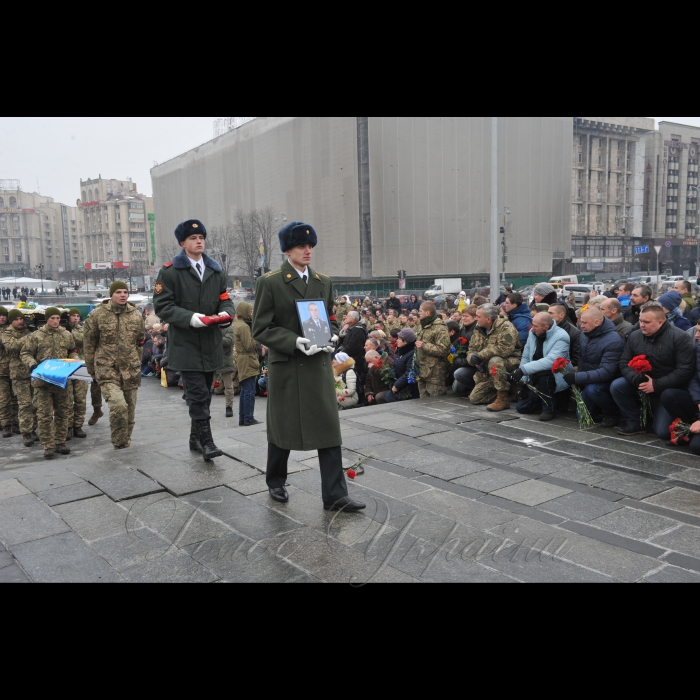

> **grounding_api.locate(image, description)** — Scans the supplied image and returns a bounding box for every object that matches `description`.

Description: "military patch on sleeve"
[503,334,514,344]
[155,283,164,295]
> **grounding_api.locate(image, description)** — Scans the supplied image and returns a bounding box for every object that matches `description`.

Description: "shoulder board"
[318,273,330,279]
[163,262,173,269]
[265,270,282,279]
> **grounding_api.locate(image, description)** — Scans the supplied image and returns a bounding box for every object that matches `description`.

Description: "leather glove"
[469,354,481,366]
[509,369,525,384]
[563,372,576,387]
[296,338,323,357]
[190,314,207,329]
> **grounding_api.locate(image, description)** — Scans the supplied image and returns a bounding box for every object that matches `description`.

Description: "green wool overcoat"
[252,260,340,452]
[154,250,235,373]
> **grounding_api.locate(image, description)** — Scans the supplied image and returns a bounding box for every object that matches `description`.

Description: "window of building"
[0,198,4,208]
[9,197,17,208]
[577,188,582,198]
[578,153,583,164]
[579,136,584,146]
[577,205,583,216]
[598,156,603,165]
[617,158,621,167]
[597,172,603,182]
[578,171,583,181]
[599,139,603,149]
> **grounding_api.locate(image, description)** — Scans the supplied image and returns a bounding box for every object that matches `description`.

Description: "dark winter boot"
[55,444,71,456]
[44,450,55,460]
[88,409,103,426]
[12,424,21,435]
[2,425,12,439]
[189,421,203,455]
[73,427,87,439]
[66,428,73,442]
[226,407,234,419]
[194,420,223,462]
[23,433,34,447]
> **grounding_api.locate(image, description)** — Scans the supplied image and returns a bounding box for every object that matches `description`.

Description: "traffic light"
[500,227,506,235]
[254,268,263,280]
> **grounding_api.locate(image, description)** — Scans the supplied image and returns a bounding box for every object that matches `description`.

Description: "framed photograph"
[296,299,334,348]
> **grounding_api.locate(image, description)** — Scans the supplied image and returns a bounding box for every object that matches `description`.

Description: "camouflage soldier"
[67,309,89,440]
[468,304,522,412]
[335,297,353,326]
[0,306,19,439]
[21,308,77,460]
[415,302,452,398]
[88,378,104,427]
[84,282,146,450]
[2,310,37,447]
[385,312,403,335]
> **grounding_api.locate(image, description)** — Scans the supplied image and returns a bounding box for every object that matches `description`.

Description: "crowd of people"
[325,281,700,454]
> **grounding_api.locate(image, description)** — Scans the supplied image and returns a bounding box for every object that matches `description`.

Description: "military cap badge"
[192,223,199,229]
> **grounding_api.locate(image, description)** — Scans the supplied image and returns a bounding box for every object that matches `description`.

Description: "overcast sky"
[1,117,699,206]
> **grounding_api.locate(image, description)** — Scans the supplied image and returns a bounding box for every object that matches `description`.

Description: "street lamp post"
[36,264,45,295]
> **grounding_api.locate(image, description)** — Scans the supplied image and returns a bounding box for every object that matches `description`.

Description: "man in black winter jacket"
[611,304,696,438]
[337,311,368,376]
[549,304,580,367]
[623,285,653,326]
[385,292,402,315]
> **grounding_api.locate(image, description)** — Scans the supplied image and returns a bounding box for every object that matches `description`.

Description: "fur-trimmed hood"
[172,250,222,273]
[334,357,356,377]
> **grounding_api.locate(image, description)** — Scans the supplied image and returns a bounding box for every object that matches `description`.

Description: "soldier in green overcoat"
[252,221,366,513]
[154,219,235,461]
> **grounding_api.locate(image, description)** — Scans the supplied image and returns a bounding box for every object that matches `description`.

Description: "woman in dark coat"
[405,295,421,314]
[530,283,559,311]
[377,329,418,403]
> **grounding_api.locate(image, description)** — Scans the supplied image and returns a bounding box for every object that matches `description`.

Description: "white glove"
[218,312,232,319]
[330,335,339,344]
[295,338,323,357]
[190,313,207,329]
[322,346,335,354]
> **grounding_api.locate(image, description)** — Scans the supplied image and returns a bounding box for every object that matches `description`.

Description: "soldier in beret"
[154,220,235,461]
[252,221,366,513]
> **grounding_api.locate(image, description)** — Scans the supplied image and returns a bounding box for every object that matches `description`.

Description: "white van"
[550,276,579,285]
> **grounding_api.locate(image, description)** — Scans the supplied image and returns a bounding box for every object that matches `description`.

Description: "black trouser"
[181,372,214,422]
[453,367,477,396]
[517,372,558,416]
[267,443,348,505]
[660,389,700,455]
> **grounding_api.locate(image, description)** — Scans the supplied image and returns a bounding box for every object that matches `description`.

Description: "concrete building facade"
[0,183,85,278]
[79,177,155,275]
[151,117,573,283]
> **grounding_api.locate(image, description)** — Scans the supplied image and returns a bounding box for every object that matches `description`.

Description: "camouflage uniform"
[415,315,452,398]
[68,321,89,429]
[0,323,19,433]
[336,302,353,327]
[84,301,145,449]
[21,325,76,451]
[385,318,402,335]
[468,316,522,406]
[2,326,37,436]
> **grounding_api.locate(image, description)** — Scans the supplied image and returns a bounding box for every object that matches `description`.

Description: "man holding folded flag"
[21,308,77,460]
[154,220,235,461]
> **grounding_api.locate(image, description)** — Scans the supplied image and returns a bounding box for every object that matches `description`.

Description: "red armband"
[330,316,337,322]
[220,292,230,301]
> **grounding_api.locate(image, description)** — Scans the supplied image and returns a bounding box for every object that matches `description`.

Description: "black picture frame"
[296,299,334,348]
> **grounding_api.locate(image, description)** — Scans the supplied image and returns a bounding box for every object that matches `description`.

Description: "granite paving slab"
[37,482,103,508]
[491,481,573,508]
[138,460,259,497]
[0,563,31,583]
[120,550,219,583]
[594,473,671,500]
[344,441,420,462]
[90,529,174,570]
[0,494,71,546]
[0,479,31,501]
[651,525,700,558]
[181,487,303,542]
[549,463,614,486]
[53,496,130,542]
[673,469,700,486]
[539,492,622,522]
[227,475,270,496]
[645,488,700,517]
[349,466,433,501]
[412,458,491,481]
[13,465,86,494]
[590,508,678,542]
[452,469,529,493]
[588,437,675,460]
[88,471,164,502]
[513,455,586,477]
[649,450,700,469]
[11,532,124,583]
[642,566,700,583]
[184,533,311,583]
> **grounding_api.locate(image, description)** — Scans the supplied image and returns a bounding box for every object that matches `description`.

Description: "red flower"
[347,470,357,480]
[629,355,653,375]
[552,358,570,374]
[459,338,468,345]
[491,366,499,377]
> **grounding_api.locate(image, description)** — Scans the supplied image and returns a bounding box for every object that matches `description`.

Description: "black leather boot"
[189,420,203,454]
[194,420,223,462]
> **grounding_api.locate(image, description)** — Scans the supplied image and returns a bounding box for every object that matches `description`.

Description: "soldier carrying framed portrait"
[296,299,334,349]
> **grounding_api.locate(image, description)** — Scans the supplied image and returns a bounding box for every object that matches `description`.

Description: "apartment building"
[0,181,85,277]
[79,177,155,275]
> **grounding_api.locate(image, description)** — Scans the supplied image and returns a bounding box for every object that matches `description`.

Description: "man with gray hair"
[468,303,523,412]
[510,313,571,421]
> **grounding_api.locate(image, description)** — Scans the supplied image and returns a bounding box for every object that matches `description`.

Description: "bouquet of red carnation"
[552,357,594,429]
[669,419,692,446]
[628,355,654,428]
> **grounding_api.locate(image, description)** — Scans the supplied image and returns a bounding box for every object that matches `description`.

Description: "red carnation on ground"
[347,470,357,480]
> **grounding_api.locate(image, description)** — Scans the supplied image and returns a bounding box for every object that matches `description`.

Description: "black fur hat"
[279,221,317,253]
[175,219,207,243]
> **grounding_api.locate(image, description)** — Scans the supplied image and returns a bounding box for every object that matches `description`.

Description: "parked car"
[562,284,594,307]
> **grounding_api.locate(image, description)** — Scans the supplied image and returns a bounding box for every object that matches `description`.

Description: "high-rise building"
[79,177,156,276]
[0,182,85,278]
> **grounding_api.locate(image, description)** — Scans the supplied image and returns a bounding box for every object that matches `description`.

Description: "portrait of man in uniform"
[298,301,333,348]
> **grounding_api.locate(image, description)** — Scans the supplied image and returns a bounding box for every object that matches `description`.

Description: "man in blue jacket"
[661,324,700,454]
[562,309,625,428]
[504,293,532,347]
[509,313,571,421]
